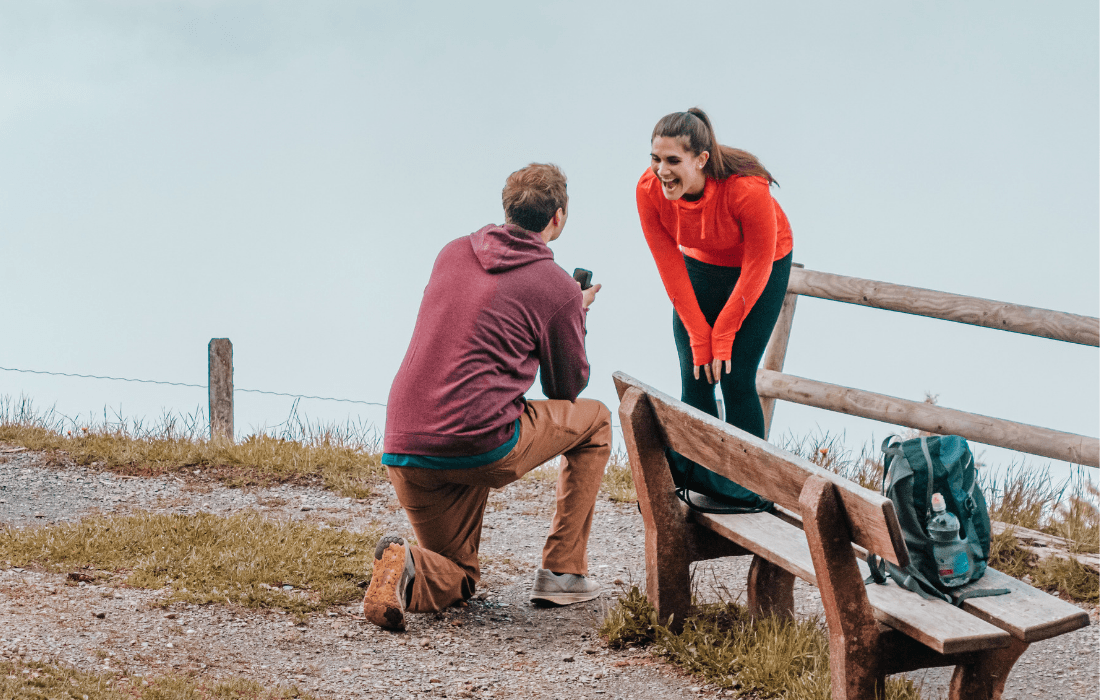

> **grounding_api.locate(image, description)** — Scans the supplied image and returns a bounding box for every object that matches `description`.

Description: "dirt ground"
[1,449,1097,699]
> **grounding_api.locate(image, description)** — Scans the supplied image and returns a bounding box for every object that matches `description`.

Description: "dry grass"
[600,585,922,699]
[0,511,382,614]
[0,658,309,700]
[0,396,385,498]
[518,450,637,502]
[780,430,884,491]
[601,451,637,503]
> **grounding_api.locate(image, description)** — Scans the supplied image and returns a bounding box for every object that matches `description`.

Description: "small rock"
[94,612,105,619]
[515,649,525,655]
[300,506,312,512]
[327,612,338,617]
[612,578,624,585]
[475,592,488,600]
[429,678,441,684]
[563,655,574,662]
[164,613,178,619]
[340,667,352,673]
[418,638,431,648]
[33,513,43,518]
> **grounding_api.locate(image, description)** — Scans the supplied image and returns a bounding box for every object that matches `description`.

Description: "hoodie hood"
[469,223,554,273]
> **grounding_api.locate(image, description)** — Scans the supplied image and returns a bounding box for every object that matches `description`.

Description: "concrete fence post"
[208,338,234,442]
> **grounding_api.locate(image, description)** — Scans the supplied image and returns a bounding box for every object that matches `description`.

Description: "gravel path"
[1,447,1096,699]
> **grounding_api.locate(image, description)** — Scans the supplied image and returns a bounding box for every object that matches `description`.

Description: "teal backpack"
[867,435,1007,604]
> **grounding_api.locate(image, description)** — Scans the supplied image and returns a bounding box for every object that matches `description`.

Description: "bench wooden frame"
[614,372,1089,700]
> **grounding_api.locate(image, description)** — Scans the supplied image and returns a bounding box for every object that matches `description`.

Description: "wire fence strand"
[0,365,387,407]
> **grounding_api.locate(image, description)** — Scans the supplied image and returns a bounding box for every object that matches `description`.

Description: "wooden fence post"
[761,262,804,440]
[208,338,234,442]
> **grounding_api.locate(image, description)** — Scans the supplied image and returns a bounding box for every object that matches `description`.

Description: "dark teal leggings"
[673,251,792,437]
[668,252,792,504]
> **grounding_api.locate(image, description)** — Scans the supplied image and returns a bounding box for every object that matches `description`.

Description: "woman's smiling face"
[650,136,708,200]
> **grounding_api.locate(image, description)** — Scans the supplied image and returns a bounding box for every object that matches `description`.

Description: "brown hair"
[651,108,777,186]
[502,163,568,233]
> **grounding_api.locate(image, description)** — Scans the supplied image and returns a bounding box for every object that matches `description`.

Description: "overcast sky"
[1,1,1096,482]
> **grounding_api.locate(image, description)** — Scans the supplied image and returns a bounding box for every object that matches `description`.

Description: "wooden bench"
[613,372,1090,700]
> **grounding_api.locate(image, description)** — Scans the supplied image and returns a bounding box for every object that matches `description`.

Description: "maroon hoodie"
[383,223,590,457]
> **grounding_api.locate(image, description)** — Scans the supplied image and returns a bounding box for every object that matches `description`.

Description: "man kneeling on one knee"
[363,162,611,631]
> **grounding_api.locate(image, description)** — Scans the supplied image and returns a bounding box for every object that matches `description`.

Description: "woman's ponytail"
[653,108,777,186]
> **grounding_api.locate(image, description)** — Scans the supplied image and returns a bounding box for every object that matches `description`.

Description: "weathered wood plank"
[800,476,885,699]
[760,264,802,439]
[991,521,1100,572]
[208,338,234,442]
[756,369,1100,468]
[613,372,910,567]
[787,267,1100,347]
[694,510,1011,655]
[955,567,1091,643]
[617,386,694,629]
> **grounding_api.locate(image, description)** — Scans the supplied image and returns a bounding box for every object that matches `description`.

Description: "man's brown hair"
[502,163,568,233]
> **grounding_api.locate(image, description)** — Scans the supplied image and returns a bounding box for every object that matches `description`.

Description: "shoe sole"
[529,589,602,607]
[362,541,411,630]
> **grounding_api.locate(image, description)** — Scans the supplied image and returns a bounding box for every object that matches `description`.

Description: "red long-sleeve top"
[637,168,794,366]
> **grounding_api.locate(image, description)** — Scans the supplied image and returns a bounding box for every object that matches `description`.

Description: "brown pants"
[387,398,612,613]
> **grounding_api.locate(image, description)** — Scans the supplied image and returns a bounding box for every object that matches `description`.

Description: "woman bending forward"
[637,108,793,504]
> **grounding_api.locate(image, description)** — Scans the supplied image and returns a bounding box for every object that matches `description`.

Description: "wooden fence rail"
[787,267,1099,347]
[757,369,1099,468]
[760,267,1099,469]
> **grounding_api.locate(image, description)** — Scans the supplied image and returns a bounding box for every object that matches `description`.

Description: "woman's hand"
[693,358,732,384]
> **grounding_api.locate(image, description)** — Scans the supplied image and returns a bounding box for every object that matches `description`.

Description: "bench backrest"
[614,371,910,568]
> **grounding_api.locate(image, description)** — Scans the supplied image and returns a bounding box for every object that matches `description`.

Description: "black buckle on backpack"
[865,553,888,585]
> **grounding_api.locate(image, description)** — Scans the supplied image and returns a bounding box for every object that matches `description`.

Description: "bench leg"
[619,387,694,630]
[948,637,1028,700]
[747,554,795,620]
[800,476,886,700]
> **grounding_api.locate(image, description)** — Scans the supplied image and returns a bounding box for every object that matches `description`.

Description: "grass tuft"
[602,452,637,503]
[0,511,382,614]
[599,584,664,648]
[600,587,923,699]
[0,396,385,498]
[989,530,1099,603]
[780,429,883,491]
[0,658,310,700]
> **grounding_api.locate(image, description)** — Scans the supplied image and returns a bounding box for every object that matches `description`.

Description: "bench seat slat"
[694,511,1012,655]
[955,568,1090,643]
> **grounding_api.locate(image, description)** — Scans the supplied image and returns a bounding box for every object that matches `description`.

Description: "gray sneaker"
[529,568,601,606]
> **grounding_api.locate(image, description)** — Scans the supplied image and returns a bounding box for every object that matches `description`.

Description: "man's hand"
[581,283,602,309]
[693,358,732,384]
